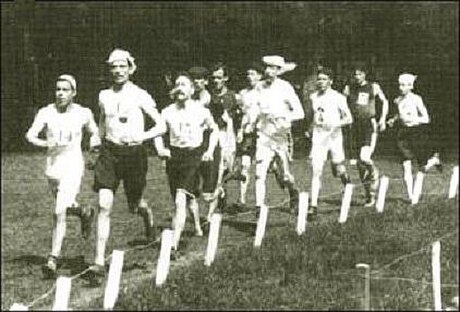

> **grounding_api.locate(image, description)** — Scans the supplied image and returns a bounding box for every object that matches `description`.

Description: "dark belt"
[104,139,143,150]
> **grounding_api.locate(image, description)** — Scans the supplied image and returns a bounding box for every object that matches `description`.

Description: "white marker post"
[376,176,389,213]
[356,263,370,310]
[411,172,425,205]
[103,250,125,310]
[52,276,72,311]
[448,166,459,199]
[432,241,442,311]
[155,229,174,287]
[204,213,222,266]
[339,184,353,223]
[9,303,28,311]
[254,204,269,248]
[296,192,309,235]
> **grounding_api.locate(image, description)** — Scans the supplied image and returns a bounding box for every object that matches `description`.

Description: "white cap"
[57,74,77,91]
[106,48,137,73]
[262,55,297,74]
[398,73,417,87]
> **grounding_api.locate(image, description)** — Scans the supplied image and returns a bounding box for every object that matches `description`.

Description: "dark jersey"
[209,89,242,134]
[347,82,377,119]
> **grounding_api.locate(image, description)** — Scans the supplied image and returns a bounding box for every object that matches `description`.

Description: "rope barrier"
[19,191,291,309]
[8,163,458,310]
[336,272,458,289]
[371,230,458,276]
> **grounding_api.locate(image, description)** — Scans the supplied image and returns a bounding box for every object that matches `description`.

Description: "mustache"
[169,87,186,98]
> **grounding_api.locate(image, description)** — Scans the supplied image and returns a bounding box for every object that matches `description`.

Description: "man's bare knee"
[99,189,114,211]
[360,146,373,164]
[312,160,324,178]
[334,163,347,176]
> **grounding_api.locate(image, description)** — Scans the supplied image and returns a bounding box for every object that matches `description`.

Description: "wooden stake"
[103,250,125,310]
[204,214,222,266]
[155,229,174,286]
[339,184,353,223]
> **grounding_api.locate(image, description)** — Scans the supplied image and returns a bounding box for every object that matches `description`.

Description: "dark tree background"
[1,1,458,156]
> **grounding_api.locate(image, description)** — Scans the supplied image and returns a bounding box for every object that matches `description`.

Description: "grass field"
[1,151,458,310]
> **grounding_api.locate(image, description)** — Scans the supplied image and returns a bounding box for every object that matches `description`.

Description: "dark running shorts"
[397,125,431,165]
[236,132,256,157]
[93,140,148,203]
[350,117,377,156]
[166,146,203,198]
[199,145,221,193]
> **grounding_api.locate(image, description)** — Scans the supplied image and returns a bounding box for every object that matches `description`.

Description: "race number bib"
[315,107,325,124]
[357,92,370,106]
[57,123,74,145]
[172,121,194,145]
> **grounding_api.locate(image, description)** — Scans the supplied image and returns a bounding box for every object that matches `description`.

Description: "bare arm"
[373,83,389,131]
[338,96,353,127]
[83,109,101,149]
[98,102,106,141]
[153,110,171,158]
[343,85,350,97]
[141,96,167,141]
[286,85,305,122]
[415,96,430,124]
[25,109,48,148]
[205,111,219,156]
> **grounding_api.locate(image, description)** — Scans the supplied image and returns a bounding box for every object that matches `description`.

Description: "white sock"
[95,208,110,266]
[412,171,425,204]
[311,176,321,207]
[51,213,66,258]
[188,198,202,235]
[403,160,414,201]
[425,155,439,172]
[240,156,251,204]
[255,177,266,208]
[207,198,218,222]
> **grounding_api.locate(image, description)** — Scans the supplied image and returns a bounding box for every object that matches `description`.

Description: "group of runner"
[26,48,442,281]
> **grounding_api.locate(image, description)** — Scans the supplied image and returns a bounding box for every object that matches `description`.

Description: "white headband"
[57,74,77,91]
[398,73,417,86]
[106,49,137,74]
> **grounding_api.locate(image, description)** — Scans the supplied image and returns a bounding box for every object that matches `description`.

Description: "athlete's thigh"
[169,149,202,197]
[255,144,275,177]
[55,174,83,213]
[329,132,346,164]
[120,147,148,200]
[275,147,293,181]
[94,144,120,192]
[201,146,221,193]
[311,132,329,165]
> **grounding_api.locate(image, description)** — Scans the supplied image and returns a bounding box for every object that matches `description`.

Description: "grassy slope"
[115,196,458,310]
[1,152,458,310]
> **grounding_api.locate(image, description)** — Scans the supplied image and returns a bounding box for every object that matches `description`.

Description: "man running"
[26,74,100,278]
[251,55,304,215]
[155,72,219,255]
[343,65,389,206]
[309,67,353,217]
[89,49,166,278]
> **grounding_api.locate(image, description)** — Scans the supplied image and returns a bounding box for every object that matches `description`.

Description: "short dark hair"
[211,62,228,77]
[188,66,208,79]
[247,62,264,74]
[174,71,194,83]
[317,67,334,80]
[352,63,369,74]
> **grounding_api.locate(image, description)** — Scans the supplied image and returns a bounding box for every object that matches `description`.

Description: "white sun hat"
[106,48,137,74]
[262,55,297,74]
